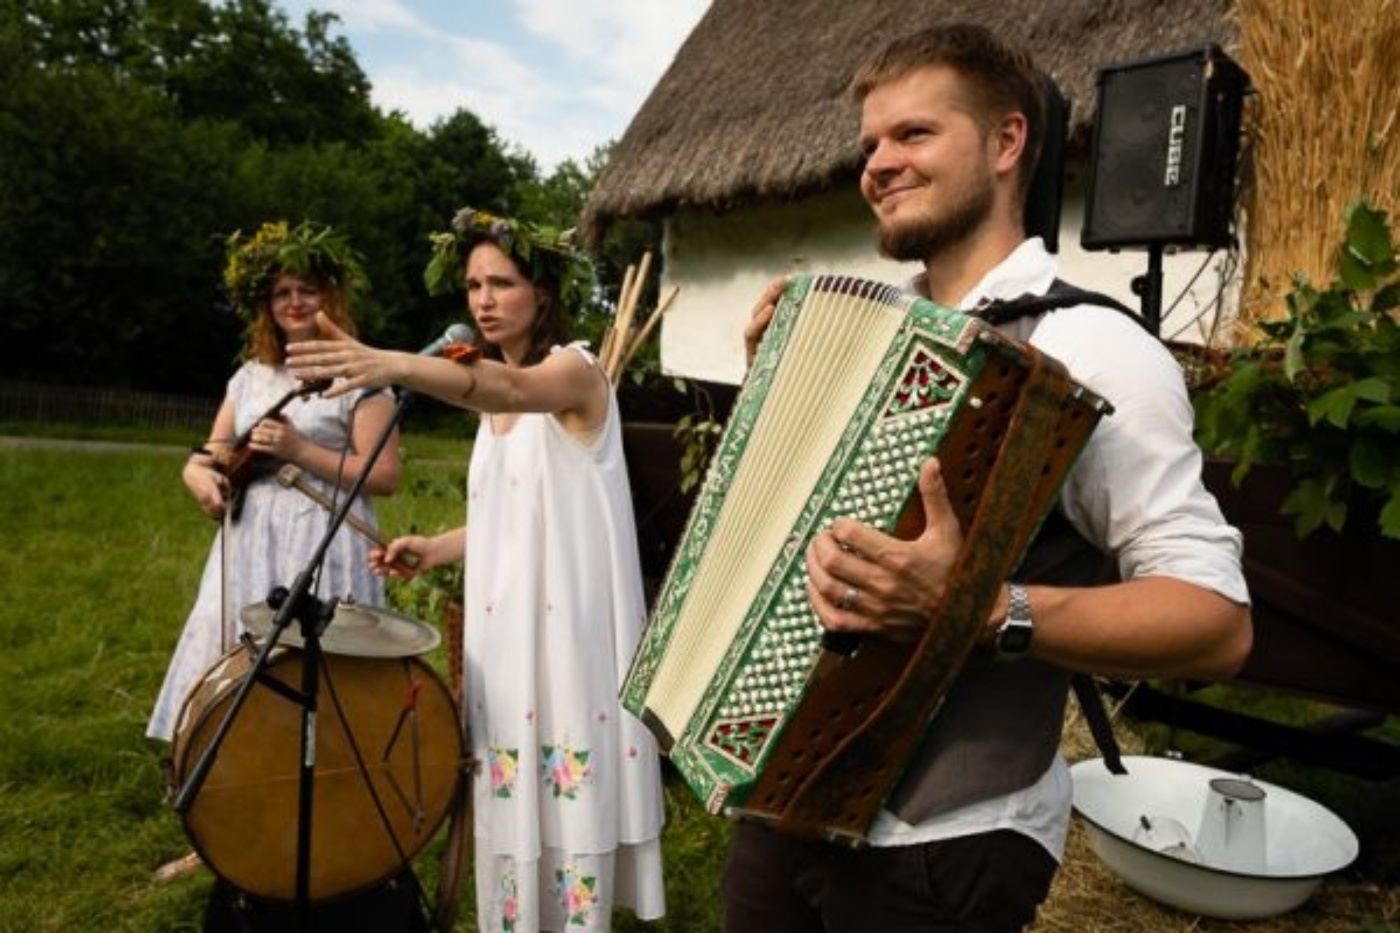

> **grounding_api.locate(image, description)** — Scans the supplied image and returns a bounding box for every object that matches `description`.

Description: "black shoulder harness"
[979,279,1151,334]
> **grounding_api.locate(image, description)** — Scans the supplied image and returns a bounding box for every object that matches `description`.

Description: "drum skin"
[171,644,463,902]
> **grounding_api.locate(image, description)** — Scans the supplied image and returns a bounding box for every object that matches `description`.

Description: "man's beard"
[875,177,995,263]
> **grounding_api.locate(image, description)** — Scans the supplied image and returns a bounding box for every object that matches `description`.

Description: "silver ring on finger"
[836,585,860,612]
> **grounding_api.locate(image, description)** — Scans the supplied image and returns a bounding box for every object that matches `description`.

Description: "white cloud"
[514,0,707,91]
[436,35,586,165]
[502,0,710,165]
[271,0,710,170]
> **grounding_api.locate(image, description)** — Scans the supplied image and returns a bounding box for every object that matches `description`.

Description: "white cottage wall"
[658,181,1241,385]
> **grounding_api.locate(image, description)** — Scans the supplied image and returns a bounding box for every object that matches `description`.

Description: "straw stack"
[1232,0,1400,334]
[600,250,680,384]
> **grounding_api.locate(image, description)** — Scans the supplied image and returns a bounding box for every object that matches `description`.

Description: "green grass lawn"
[0,430,1393,932]
[0,435,729,932]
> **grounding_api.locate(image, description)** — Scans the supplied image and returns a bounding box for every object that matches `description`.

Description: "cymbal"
[240,601,441,658]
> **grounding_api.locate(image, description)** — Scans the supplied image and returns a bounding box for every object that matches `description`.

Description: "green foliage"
[0,0,608,398]
[1193,200,1400,539]
[0,43,242,389]
[675,405,724,494]
[422,206,593,315]
[382,466,468,626]
[612,357,728,496]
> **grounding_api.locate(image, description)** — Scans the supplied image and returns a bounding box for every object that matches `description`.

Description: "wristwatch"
[995,583,1034,658]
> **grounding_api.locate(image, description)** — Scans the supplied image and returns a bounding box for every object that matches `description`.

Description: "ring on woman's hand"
[836,585,860,611]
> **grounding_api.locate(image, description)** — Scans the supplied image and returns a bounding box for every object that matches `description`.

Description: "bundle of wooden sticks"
[597,250,680,385]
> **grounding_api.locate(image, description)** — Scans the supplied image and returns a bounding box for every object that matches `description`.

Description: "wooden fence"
[0,381,217,432]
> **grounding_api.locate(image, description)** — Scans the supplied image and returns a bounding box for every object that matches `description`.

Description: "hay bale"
[1232,0,1400,333]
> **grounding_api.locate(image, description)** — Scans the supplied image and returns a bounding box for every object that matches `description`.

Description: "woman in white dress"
[287,208,666,933]
[147,221,401,744]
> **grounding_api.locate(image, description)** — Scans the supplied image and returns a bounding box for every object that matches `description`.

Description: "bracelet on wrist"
[444,341,482,365]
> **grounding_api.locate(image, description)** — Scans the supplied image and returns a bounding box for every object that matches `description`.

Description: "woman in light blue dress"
[148,221,401,743]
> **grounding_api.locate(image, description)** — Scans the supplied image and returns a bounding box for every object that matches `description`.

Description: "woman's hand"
[370,534,435,580]
[182,458,228,519]
[286,312,408,398]
[371,528,465,581]
[247,416,306,463]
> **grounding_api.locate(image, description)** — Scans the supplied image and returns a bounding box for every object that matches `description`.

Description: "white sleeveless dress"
[146,362,388,741]
[465,346,666,932]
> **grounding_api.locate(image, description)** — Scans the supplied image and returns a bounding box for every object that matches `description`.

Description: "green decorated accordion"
[622,275,1110,843]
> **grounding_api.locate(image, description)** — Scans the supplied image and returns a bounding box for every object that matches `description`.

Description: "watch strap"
[995,583,1034,657]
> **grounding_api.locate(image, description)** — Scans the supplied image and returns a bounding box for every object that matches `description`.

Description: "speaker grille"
[1081,45,1247,251]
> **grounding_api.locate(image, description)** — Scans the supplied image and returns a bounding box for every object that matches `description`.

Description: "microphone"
[418,322,476,357]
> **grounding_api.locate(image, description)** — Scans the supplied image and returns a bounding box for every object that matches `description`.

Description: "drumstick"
[275,464,421,570]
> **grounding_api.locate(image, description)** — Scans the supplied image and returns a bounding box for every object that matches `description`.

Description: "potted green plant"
[1186,199,1400,711]
[1192,198,1400,539]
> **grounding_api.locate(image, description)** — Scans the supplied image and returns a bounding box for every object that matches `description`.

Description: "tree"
[159,0,379,147]
[0,0,579,396]
[0,0,407,392]
[0,15,242,390]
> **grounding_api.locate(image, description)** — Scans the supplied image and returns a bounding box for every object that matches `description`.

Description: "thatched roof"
[581,0,1236,243]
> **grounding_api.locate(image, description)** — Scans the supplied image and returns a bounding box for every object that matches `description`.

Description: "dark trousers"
[723,822,1057,933]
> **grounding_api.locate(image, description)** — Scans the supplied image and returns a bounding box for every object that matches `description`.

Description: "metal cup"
[1195,776,1268,873]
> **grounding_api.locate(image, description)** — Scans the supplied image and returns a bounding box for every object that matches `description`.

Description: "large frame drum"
[171,643,463,902]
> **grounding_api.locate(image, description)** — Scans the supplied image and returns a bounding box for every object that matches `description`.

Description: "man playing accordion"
[723,22,1252,933]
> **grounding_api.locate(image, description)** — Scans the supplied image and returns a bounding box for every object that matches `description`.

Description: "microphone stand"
[1131,243,1165,337]
[173,384,419,932]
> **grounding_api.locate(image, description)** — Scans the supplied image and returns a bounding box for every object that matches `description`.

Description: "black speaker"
[1081,44,1248,251]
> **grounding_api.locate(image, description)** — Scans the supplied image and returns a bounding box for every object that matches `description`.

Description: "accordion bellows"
[622,275,1109,843]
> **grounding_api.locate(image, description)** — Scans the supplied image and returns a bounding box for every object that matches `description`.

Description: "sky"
[273,0,712,171]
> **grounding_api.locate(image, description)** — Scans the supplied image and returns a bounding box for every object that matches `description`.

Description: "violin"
[215,379,330,511]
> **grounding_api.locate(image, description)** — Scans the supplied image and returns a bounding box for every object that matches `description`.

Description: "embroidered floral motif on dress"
[488,745,520,799]
[554,861,599,927]
[541,743,593,800]
[493,864,520,932]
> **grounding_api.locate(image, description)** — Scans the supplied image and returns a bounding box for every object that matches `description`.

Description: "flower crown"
[423,207,591,312]
[223,220,368,320]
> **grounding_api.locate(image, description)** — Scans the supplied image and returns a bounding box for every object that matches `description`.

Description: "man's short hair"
[850,23,1047,204]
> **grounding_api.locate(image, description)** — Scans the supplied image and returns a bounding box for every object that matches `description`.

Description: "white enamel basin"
[1071,755,1358,920]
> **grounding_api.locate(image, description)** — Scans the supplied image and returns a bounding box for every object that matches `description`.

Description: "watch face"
[997,619,1033,656]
